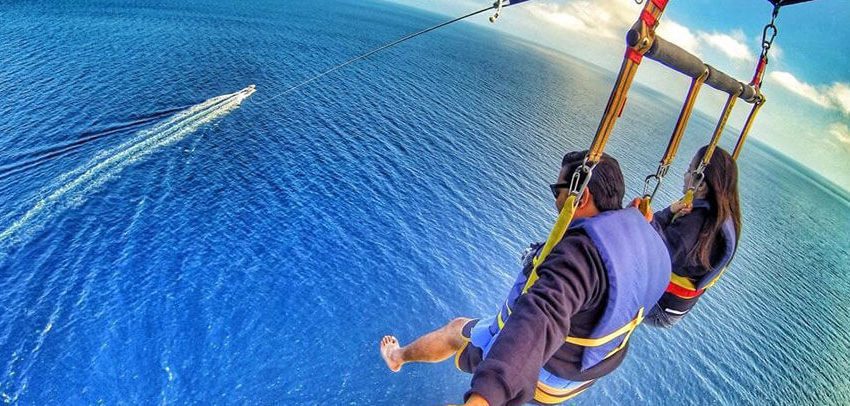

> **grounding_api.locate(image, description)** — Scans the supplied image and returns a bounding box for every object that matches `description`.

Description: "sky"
[390,0,850,192]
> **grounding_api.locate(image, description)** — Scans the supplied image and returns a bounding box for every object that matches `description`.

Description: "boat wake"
[0,86,256,251]
[0,106,190,182]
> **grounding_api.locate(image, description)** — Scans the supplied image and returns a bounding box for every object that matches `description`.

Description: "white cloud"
[768,43,783,61]
[698,30,755,61]
[522,2,850,126]
[524,1,763,65]
[769,71,830,107]
[656,20,700,56]
[526,3,592,35]
[829,123,850,146]
[827,83,850,115]
[525,0,641,39]
[769,71,850,115]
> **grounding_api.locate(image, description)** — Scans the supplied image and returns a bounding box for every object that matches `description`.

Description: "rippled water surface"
[1,1,848,404]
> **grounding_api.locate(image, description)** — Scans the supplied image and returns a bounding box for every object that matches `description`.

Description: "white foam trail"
[0,87,255,248]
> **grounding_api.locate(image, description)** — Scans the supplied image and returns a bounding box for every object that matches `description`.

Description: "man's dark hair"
[561,151,624,212]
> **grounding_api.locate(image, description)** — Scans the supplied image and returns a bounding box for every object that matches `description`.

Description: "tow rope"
[256,5,497,107]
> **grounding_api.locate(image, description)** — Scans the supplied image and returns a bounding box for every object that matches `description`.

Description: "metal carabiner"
[490,0,504,23]
[762,23,777,51]
[569,159,596,207]
[642,174,662,200]
[688,165,707,194]
[760,4,781,55]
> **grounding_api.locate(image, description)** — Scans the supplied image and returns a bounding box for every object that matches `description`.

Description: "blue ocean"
[1,1,848,404]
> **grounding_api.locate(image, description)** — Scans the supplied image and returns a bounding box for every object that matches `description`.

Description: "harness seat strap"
[534,380,595,404]
[565,308,644,348]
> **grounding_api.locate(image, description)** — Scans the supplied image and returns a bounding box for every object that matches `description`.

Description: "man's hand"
[630,197,654,222]
[459,393,489,406]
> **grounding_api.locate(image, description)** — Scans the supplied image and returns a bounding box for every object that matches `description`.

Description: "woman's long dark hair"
[691,146,742,270]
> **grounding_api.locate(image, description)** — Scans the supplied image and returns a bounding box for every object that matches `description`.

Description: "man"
[380,151,671,405]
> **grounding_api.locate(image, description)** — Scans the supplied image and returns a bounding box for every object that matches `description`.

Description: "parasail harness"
[507,0,803,300]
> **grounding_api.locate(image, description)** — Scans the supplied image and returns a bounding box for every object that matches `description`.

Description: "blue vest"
[488,208,671,372]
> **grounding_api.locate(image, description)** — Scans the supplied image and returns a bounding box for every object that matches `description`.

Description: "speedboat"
[240,84,256,97]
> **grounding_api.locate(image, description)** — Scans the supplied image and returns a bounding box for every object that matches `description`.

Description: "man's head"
[553,151,625,218]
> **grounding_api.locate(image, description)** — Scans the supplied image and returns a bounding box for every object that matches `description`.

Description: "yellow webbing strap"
[496,300,513,329]
[661,71,709,167]
[732,96,765,161]
[678,90,740,213]
[522,195,578,294]
[681,188,695,207]
[564,308,644,347]
[533,380,594,404]
[671,189,695,223]
[670,268,726,292]
[669,273,697,290]
[641,70,709,216]
[586,0,665,164]
[703,92,739,166]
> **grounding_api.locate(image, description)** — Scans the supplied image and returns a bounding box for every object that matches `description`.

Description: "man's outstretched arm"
[464,235,600,405]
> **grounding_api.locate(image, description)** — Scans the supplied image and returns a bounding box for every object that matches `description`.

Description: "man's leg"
[380,317,471,372]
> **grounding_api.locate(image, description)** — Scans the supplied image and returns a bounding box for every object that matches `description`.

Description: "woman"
[645,145,742,328]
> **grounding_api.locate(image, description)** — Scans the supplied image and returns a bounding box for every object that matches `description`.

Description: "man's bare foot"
[380,335,403,372]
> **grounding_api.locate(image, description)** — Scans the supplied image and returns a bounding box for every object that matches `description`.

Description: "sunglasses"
[549,182,571,198]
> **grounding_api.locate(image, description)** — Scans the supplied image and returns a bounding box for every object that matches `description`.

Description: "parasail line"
[256,5,495,106]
